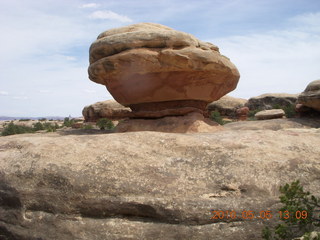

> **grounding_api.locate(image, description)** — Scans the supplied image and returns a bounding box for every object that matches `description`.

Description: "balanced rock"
[297,80,320,111]
[246,93,298,111]
[88,23,240,117]
[82,100,131,122]
[255,109,285,120]
[207,95,247,117]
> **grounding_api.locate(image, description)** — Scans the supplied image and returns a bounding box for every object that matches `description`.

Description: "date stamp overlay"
[210,210,308,220]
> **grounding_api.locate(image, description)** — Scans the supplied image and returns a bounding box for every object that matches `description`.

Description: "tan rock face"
[88,23,240,113]
[298,80,320,111]
[255,109,285,120]
[1,128,320,239]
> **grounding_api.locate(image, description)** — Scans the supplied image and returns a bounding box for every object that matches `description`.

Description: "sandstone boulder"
[255,109,285,120]
[297,80,320,111]
[1,129,320,239]
[207,95,247,117]
[82,100,131,122]
[246,93,298,110]
[88,23,240,115]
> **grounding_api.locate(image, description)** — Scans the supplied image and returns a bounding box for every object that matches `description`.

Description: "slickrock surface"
[88,23,240,115]
[298,80,320,111]
[1,127,320,240]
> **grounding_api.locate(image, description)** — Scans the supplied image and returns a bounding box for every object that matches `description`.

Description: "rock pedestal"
[297,80,320,111]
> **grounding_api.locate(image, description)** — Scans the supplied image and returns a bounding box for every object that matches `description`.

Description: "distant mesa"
[88,22,240,120]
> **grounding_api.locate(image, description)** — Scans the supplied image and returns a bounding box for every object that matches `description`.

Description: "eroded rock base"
[115,112,223,133]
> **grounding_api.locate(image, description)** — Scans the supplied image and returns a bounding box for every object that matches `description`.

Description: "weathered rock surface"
[1,128,320,240]
[88,23,240,114]
[115,112,223,133]
[224,117,320,131]
[255,109,285,120]
[207,95,247,117]
[298,80,320,111]
[82,100,131,121]
[246,93,298,110]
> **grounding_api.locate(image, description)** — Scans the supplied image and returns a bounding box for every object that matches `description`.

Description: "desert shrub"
[63,117,75,127]
[262,180,320,240]
[1,122,34,136]
[82,124,94,130]
[248,109,261,119]
[273,104,282,109]
[39,118,47,121]
[19,119,30,121]
[96,118,114,130]
[33,122,45,131]
[210,111,225,125]
[283,104,296,118]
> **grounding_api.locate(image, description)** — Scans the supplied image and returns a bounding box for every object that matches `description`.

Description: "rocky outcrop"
[246,93,298,110]
[255,109,285,120]
[297,80,320,111]
[88,23,240,116]
[1,127,320,240]
[115,112,223,133]
[207,95,247,117]
[82,100,131,122]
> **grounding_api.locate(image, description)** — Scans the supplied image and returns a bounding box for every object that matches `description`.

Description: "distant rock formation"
[88,23,240,118]
[255,109,285,120]
[246,93,298,111]
[82,100,131,122]
[207,95,247,117]
[297,80,320,111]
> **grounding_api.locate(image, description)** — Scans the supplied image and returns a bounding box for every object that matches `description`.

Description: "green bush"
[1,122,35,136]
[283,104,296,118]
[63,117,75,127]
[18,118,30,121]
[96,118,114,130]
[39,118,47,121]
[82,124,94,130]
[33,122,45,131]
[210,111,225,125]
[262,180,320,240]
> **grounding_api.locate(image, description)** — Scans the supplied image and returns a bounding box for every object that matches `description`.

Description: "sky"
[0,0,320,117]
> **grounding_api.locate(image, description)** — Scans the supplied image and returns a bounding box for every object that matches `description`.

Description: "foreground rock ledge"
[1,128,320,240]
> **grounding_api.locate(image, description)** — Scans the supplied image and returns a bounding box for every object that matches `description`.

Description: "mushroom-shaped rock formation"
[88,23,240,117]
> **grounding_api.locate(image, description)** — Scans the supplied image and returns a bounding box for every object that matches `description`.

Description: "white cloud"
[212,12,320,99]
[89,10,132,22]
[38,90,51,93]
[0,91,9,96]
[80,3,99,9]
[12,96,29,100]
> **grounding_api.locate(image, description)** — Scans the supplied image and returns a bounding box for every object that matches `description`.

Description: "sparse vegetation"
[283,104,296,118]
[1,122,35,136]
[82,124,94,130]
[18,118,31,121]
[262,180,320,240]
[96,118,115,130]
[210,111,226,125]
[63,117,75,127]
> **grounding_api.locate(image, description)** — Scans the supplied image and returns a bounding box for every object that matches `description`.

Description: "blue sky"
[0,0,320,117]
